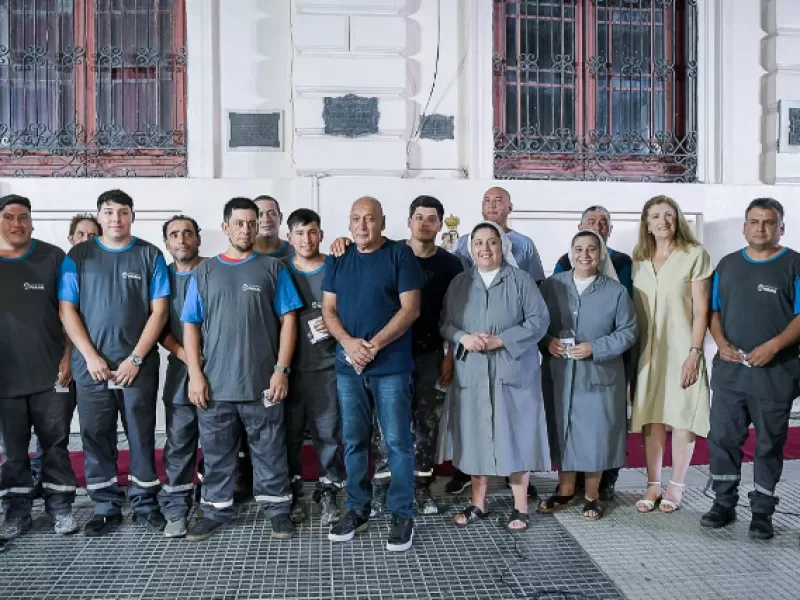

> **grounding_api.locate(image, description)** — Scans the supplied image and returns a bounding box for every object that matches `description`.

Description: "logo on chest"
[242,283,262,293]
[121,272,142,281]
[23,282,45,291]
[757,283,778,294]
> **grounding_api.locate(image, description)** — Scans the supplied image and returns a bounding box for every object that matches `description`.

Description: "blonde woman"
[631,196,713,513]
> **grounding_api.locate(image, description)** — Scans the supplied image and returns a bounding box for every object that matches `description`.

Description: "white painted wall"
[4,0,800,433]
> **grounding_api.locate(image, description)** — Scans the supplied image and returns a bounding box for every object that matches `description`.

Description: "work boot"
[700,503,736,529]
[318,489,341,527]
[749,514,773,540]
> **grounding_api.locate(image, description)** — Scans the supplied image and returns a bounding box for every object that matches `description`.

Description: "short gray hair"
[581,205,611,224]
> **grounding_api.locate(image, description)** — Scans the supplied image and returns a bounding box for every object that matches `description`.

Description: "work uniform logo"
[122,272,142,281]
[23,282,45,291]
[757,283,778,294]
[242,284,262,292]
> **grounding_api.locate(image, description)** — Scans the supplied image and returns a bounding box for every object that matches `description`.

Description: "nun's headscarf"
[571,229,618,281]
[470,221,518,268]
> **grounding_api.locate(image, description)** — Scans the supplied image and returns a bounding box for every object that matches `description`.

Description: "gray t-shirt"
[288,258,336,372]
[162,264,199,405]
[0,240,66,397]
[58,237,171,387]
[181,253,302,402]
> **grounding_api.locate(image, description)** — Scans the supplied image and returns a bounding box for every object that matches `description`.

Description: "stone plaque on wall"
[323,94,379,137]
[419,114,454,140]
[789,108,800,148]
[228,111,283,150]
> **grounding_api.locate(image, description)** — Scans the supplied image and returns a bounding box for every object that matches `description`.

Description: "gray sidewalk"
[1,463,800,599]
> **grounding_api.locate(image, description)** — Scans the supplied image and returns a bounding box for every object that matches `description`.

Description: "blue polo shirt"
[322,239,423,376]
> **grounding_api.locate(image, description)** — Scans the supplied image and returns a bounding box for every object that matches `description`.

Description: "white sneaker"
[54,514,79,535]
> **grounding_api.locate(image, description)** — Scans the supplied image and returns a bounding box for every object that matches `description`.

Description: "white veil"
[469,221,518,268]
[571,229,618,281]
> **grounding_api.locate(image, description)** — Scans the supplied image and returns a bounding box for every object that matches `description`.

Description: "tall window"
[0,0,187,177]
[493,0,697,182]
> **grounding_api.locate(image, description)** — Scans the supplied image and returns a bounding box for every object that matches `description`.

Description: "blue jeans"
[337,372,414,519]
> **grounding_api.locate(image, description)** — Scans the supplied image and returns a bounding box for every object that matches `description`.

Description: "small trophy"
[441,214,460,253]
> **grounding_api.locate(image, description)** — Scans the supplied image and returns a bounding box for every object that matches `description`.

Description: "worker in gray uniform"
[59,189,170,537]
[182,197,302,541]
[157,215,205,538]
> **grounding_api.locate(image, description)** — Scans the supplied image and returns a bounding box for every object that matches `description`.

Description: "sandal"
[538,493,575,514]
[582,498,604,520]
[659,480,685,513]
[635,482,662,513]
[506,509,529,533]
[453,505,489,528]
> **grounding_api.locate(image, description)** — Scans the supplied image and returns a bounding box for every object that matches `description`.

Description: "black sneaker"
[444,471,471,495]
[386,515,414,552]
[749,513,774,540]
[318,489,341,527]
[133,510,167,532]
[700,504,736,529]
[84,513,123,538]
[186,517,225,541]
[270,513,295,539]
[328,510,369,542]
[370,484,387,517]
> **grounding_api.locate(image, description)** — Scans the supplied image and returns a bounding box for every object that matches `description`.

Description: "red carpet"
[66,427,800,486]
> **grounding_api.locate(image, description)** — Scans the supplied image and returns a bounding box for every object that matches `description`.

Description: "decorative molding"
[465,0,494,180]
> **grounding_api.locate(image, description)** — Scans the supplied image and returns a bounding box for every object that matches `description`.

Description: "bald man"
[453,187,545,283]
[321,197,423,552]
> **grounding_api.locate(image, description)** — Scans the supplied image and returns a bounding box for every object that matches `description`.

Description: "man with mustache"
[182,197,301,541]
[157,215,205,538]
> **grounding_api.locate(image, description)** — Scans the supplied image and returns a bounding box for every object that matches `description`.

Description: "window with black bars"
[493,0,698,182]
[0,0,187,177]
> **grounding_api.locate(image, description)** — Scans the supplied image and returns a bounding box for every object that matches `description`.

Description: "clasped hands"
[459,333,504,353]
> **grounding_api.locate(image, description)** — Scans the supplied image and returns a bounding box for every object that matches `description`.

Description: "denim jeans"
[337,372,414,519]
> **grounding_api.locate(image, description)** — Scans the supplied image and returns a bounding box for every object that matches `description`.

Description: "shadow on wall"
[702,218,744,265]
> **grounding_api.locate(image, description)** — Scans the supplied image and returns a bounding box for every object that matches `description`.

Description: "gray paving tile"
[555,481,800,600]
[0,483,621,600]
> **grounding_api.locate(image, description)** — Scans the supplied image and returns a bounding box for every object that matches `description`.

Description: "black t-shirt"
[413,247,464,356]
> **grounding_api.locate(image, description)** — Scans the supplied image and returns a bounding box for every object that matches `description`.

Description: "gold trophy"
[441,214,460,253]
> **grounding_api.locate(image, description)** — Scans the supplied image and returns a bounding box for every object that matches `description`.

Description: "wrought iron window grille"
[493,0,698,182]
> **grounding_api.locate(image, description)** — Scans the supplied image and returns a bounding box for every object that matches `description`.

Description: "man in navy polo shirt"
[702,198,800,541]
[322,197,422,552]
[59,189,170,537]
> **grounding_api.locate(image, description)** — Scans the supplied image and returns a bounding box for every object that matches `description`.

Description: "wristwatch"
[129,354,144,367]
[274,364,291,375]
[689,347,703,356]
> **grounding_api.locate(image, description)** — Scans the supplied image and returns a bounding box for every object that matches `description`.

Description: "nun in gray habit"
[538,230,637,520]
[440,221,550,533]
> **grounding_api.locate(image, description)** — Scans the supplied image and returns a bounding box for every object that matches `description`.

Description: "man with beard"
[59,189,170,537]
[157,215,205,538]
[369,196,463,516]
[182,197,301,541]
[254,195,291,259]
[0,194,79,540]
[283,209,345,526]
